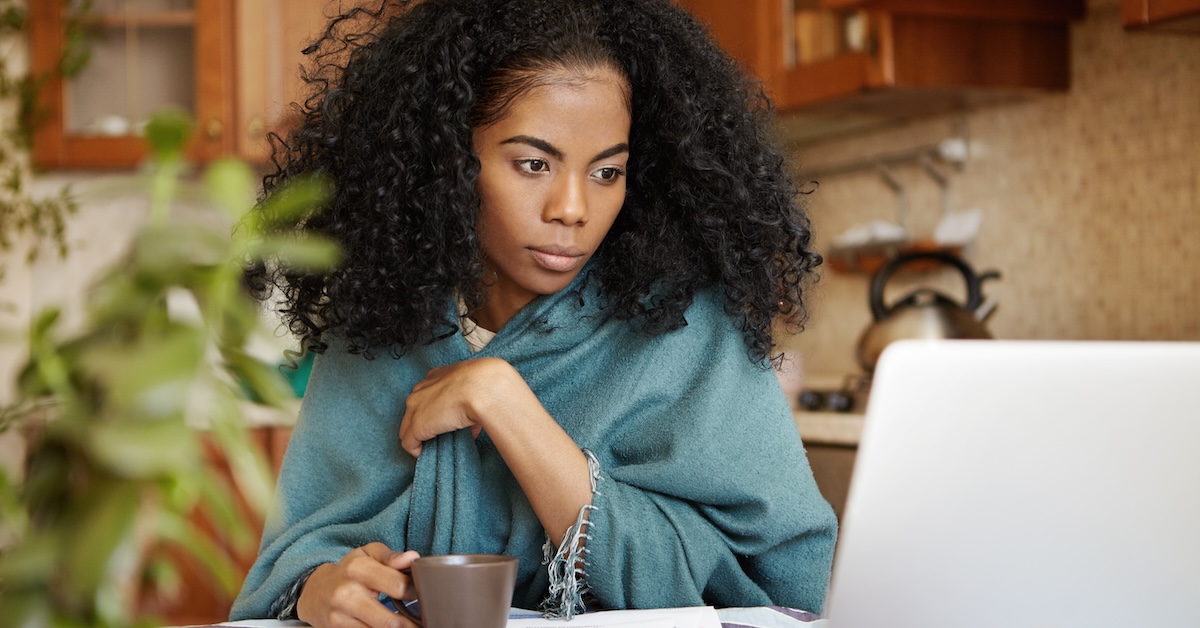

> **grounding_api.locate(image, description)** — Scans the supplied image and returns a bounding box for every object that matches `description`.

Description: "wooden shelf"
[827,240,961,274]
[676,0,1086,145]
[819,0,1084,22]
[1122,0,1200,32]
[83,11,195,28]
[777,11,1074,143]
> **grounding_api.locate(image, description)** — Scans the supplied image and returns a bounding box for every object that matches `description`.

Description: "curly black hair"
[250,0,820,363]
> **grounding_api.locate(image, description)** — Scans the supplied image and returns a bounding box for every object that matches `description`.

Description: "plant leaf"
[142,108,193,158]
[87,419,199,478]
[224,348,293,408]
[207,402,275,522]
[62,480,140,603]
[134,223,230,277]
[252,235,341,271]
[254,174,333,229]
[0,532,56,585]
[0,590,52,628]
[204,158,256,221]
[78,326,205,419]
[154,510,242,597]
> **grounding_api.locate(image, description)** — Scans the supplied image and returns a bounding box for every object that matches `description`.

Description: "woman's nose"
[542,175,588,225]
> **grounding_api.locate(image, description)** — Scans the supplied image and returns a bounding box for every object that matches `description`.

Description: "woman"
[232,0,836,626]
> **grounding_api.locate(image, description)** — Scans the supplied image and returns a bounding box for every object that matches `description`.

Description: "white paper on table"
[507,606,721,628]
[176,621,307,628]
[188,606,721,628]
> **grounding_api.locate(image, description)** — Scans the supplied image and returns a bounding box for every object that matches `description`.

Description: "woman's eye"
[594,166,625,182]
[517,159,549,174]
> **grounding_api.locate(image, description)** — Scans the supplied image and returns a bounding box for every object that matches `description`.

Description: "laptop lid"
[824,340,1200,628]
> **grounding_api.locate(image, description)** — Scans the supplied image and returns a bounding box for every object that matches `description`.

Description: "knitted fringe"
[269,564,319,620]
[540,449,602,619]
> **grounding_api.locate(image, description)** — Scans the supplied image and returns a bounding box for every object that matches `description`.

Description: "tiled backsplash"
[782,0,1200,377]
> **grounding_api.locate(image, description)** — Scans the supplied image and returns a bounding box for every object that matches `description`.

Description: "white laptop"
[824,340,1200,628]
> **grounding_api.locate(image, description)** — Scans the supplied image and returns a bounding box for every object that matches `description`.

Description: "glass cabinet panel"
[66,0,197,138]
[787,4,869,68]
[31,0,235,168]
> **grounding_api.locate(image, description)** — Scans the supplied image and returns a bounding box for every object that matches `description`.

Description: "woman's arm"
[399,357,593,544]
[231,340,431,621]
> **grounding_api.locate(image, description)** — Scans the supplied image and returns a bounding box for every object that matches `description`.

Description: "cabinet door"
[29,0,235,169]
[1122,0,1200,31]
[233,0,332,164]
[677,0,1083,143]
[674,0,786,101]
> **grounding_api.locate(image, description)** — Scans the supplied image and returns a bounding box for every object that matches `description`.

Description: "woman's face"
[472,67,631,330]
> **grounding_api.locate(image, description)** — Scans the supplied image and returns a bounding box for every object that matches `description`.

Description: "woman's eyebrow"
[502,135,562,159]
[500,136,629,163]
[592,143,630,162]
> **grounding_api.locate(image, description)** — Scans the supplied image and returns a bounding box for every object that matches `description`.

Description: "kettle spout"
[975,297,999,323]
[974,269,1001,323]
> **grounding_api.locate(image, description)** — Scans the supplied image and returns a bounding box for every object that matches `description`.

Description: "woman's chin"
[526,267,584,296]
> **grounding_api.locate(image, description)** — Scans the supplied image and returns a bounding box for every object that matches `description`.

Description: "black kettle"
[855,251,1000,372]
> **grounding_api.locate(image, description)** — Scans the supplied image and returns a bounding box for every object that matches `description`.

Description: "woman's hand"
[401,356,593,544]
[297,543,420,628]
[399,357,523,458]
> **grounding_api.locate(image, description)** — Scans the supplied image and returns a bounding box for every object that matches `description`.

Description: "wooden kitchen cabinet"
[29,0,236,169]
[232,0,331,164]
[675,0,1086,143]
[1122,0,1200,32]
[29,0,331,169]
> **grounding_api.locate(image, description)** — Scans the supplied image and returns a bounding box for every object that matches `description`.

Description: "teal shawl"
[230,272,837,618]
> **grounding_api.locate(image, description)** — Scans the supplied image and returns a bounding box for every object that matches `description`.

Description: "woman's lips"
[529,246,584,272]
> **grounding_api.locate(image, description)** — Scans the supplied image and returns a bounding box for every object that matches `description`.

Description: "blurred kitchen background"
[781,0,1199,371]
[0,0,1197,622]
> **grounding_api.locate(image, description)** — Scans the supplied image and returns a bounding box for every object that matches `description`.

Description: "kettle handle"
[868,251,986,321]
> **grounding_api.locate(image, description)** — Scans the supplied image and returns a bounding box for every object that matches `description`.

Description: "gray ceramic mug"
[395,554,518,628]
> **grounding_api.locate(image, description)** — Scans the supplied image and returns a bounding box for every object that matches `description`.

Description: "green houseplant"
[0,109,336,628]
[0,0,90,281]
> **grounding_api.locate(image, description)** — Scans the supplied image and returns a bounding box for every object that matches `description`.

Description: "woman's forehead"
[475,70,631,154]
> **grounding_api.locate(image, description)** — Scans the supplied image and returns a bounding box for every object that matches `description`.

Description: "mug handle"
[390,596,422,627]
[390,567,422,627]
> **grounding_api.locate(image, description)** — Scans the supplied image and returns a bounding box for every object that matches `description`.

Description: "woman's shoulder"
[680,284,741,335]
[308,331,462,385]
[626,283,760,364]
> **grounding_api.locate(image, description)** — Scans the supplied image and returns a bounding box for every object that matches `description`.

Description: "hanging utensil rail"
[799,136,969,182]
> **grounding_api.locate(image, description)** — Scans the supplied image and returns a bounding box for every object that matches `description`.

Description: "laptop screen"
[824,340,1200,628]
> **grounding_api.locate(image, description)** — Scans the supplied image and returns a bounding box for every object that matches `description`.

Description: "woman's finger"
[352,601,418,628]
[400,432,424,458]
[384,549,421,572]
[325,612,373,628]
[410,366,446,392]
[348,546,416,601]
[397,408,419,457]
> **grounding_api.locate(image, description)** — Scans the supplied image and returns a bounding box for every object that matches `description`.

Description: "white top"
[457,296,496,352]
[461,317,496,353]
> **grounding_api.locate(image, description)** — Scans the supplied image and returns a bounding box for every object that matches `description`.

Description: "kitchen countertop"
[793,409,865,447]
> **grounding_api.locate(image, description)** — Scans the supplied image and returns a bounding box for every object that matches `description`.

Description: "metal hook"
[877,164,909,231]
[920,155,952,220]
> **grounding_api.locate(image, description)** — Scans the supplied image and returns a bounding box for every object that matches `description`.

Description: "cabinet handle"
[205,118,224,142]
[248,116,265,138]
